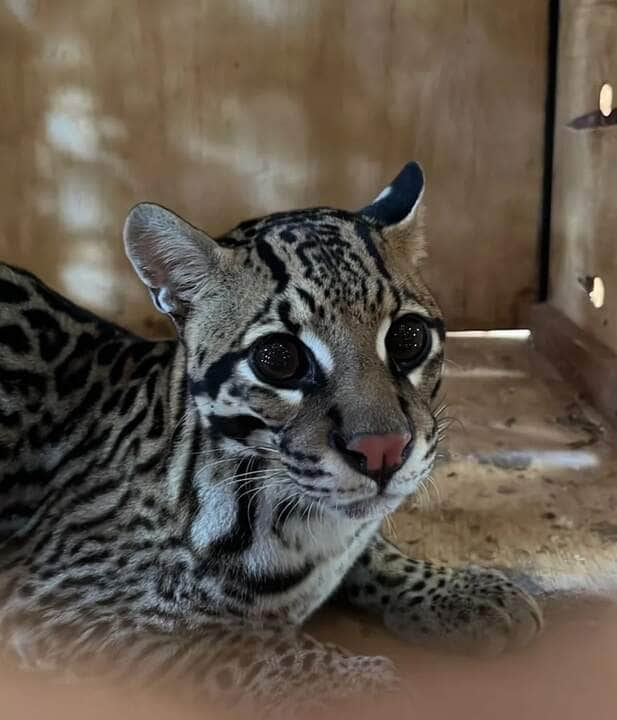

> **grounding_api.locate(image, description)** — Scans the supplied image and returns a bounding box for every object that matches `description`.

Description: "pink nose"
[346,432,412,475]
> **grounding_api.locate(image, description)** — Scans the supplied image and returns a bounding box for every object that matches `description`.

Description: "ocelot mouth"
[329,492,404,519]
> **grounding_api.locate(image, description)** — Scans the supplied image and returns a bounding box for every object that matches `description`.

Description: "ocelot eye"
[385,314,431,371]
[250,334,309,387]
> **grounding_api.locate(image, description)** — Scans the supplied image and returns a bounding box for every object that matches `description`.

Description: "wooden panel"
[0,0,547,335]
[529,303,617,425]
[549,0,617,354]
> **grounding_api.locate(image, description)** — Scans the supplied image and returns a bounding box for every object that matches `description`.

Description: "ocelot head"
[124,162,444,519]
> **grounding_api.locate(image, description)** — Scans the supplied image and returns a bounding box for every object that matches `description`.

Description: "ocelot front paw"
[384,565,543,655]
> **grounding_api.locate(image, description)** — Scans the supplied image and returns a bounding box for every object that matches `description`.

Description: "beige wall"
[0,0,548,335]
[549,0,617,355]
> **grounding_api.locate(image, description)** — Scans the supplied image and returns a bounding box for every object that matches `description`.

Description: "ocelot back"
[0,163,541,716]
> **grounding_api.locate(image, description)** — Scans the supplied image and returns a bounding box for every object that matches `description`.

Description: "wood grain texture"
[549,0,617,354]
[0,0,547,333]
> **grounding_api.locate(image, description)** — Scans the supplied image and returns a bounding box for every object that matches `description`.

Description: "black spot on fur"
[277,300,300,334]
[54,332,97,397]
[353,221,391,280]
[24,309,69,362]
[97,340,123,366]
[406,595,424,607]
[120,385,139,415]
[255,238,288,292]
[148,398,165,439]
[430,377,442,400]
[0,278,30,303]
[375,573,407,588]
[348,584,360,599]
[327,405,343,430]
[295,286,316,313]
[194,350,242,400]
[0,368,46,403]
[0,324,30,354]
[109,342,153,385]
[101,389,122,415]
[209,414,267,440]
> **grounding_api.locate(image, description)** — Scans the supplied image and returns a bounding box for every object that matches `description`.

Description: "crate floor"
[309,333,617,719]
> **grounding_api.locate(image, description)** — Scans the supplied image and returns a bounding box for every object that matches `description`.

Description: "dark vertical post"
[539,0,560,301]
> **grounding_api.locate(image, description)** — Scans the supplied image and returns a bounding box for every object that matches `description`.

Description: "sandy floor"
[2,334,616,718]
[307,333,617,719]
[391,333,617,594]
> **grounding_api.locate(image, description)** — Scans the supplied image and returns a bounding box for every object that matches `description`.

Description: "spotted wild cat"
[0,162,542,715]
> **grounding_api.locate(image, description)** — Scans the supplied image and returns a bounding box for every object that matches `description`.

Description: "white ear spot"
[300,330,334,373]
[372,185,392,203]
[360,162,424,228]
[375,317,391,364]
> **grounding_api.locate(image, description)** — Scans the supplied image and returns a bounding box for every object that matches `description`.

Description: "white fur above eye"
[375,317,391,364]
[242,323,286,348]
[300,330,334,374]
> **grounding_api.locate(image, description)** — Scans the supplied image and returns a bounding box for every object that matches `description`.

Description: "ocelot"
[0,163,542,716]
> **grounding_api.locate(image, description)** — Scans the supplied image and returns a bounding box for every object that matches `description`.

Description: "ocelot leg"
[343,532,543,654]
[3,619,400,719]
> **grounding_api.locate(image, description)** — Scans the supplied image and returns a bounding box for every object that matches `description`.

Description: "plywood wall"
[549,0,617,355]
[0,0,548,335]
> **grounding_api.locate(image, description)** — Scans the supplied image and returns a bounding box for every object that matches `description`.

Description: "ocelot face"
[125,163,444,520]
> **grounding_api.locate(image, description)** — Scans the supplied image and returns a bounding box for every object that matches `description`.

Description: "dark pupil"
[256,339,299,380]
[388,318,427,361]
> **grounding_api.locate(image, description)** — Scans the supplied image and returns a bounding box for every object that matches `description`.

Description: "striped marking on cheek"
[237,360,303,405]
[300,330,334,374]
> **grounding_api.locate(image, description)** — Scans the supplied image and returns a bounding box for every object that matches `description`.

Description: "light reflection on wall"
[38,78,122,313]
[60,240,116,312]
[178,92,311,212]
[46,87,98,160]
[239,0,312,25]
[57,173,106,231]
[4,0,34,26]
[444,366,529,379]
[42,35,89,68]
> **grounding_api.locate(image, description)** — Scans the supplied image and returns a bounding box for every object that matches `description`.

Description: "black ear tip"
[359,160,425,226]
[393,161,424,191]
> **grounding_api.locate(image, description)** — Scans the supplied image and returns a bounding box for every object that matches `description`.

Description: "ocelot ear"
[123,203,222,320]
[359,161,426,263]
